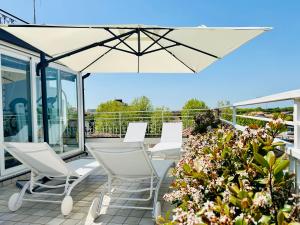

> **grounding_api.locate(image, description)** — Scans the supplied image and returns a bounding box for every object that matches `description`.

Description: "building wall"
[0,39,84,180]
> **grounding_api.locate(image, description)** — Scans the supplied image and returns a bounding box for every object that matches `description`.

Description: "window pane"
[1,54,31,169]
[36,67,62,152]
[36,68,79,154]
[60,71,79,152]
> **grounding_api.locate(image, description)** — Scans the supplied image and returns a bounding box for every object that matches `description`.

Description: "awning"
[0,24,271,73]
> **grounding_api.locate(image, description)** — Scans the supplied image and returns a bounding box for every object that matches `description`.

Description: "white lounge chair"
[149,122,183,159]
[85,142,174,220]
[123,122,147,143]
[3,142,100,215]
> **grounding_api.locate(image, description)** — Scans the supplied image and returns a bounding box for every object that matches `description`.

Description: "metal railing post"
[293,99,300,192]
[119,112,122,138]
[293,99,300,149]
[232,106,237,127]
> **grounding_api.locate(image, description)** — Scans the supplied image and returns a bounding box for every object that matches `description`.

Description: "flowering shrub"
[158,118,300,225]
[193,110,220,134]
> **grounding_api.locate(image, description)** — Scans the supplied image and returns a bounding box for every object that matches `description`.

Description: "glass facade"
[60,71,79,152]
[0,50,81,176]
[36,68,79,154]
[1,54,31,169]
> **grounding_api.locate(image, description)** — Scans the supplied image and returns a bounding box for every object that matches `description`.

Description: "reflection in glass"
[1,54,31,169]
[61,71,79,152]
[36,67,61,152]
[36,68,79,153]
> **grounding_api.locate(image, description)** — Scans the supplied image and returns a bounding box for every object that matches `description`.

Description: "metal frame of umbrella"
[1,24,269,143]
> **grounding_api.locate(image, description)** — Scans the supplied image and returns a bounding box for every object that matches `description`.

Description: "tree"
[181,98,208,128]
[130,96,152,111]
[127,96,153,125]
[95,100,126,135]
[183,98,208,110]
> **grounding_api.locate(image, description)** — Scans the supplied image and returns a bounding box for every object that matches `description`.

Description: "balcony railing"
[85,108,209,138]
[219,89,300,193]
[85,89,300,192]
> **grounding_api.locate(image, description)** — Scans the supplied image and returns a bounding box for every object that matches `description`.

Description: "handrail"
[233,89,300,107]
[219,89,300,192]
[88,108,208,115]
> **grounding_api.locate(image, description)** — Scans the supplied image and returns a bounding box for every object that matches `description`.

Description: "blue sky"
[2,0,300,110]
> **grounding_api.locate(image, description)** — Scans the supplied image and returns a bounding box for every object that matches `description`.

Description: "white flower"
[253,192,271,208]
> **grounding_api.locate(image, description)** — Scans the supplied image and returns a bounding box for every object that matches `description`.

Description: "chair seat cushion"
[67,158,100,177]
[149,142,182,157]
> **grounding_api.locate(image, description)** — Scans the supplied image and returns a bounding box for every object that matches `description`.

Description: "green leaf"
[238,190,249,199]
[229,195,238,206]
[254,152,269,168]
[224,204,230,216]
[235,218,247,225]
[183,163,192,173]
[228,184,240,196]
[165,210,171,220]
[256,178,269,184]
[263,145,274,151]
[277,210,284,225]
[272,141,286,147]
[251,163,265,175]
[281,204,292,212]
[259,215,271,224]
[266,151,276,167]
[225,131,234,143]
[274,160,289,175]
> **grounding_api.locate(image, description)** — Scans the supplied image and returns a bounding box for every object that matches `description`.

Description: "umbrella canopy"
[0,24,270,74]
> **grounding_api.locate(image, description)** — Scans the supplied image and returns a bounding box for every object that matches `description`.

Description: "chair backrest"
[86,142,157,177]
[123,122,147,143]
[3,142,75,177]
[160,122,183,143]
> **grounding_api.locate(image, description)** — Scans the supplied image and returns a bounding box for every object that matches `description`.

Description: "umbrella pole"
[82,73,90,153]
[37,52,49,143]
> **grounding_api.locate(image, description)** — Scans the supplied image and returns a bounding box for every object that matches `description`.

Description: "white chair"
[123,122,147,143]
[149,122,183,159]
[3,142,100,215]
[85,142,174,220]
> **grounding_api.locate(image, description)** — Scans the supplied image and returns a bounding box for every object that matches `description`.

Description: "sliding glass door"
[60,71,79,152]
[0,51,81,178]
[36,68,79,153]
[1,54,31,169]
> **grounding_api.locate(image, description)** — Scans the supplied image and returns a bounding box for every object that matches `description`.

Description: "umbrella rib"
[141,30,196,73]
[141,29,173,54]
[142,43,178,55]
[79,33,134,73]
[102,44,137,55]
[7,24,172,30]
[105,28,138,54]
[47,29,136,64]
[143,29,220,59]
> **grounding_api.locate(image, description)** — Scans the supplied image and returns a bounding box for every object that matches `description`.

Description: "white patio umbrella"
[0,24,270,74]
[0,24,271,143]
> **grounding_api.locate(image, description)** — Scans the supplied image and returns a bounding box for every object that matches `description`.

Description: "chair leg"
[108,176,112,197]
[8,181,30,211]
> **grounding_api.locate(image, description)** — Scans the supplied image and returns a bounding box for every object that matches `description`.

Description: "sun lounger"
[123,122,147,143]
[3,142,100,215]
[85,142,174,220]
[149,122,183,159]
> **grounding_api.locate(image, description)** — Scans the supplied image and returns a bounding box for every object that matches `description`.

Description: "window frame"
[0,42,83,178]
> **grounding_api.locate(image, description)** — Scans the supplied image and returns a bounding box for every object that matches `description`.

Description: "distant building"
[86,109,96,113]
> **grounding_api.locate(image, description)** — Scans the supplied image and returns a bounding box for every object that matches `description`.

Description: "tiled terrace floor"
[0,165,173,225]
